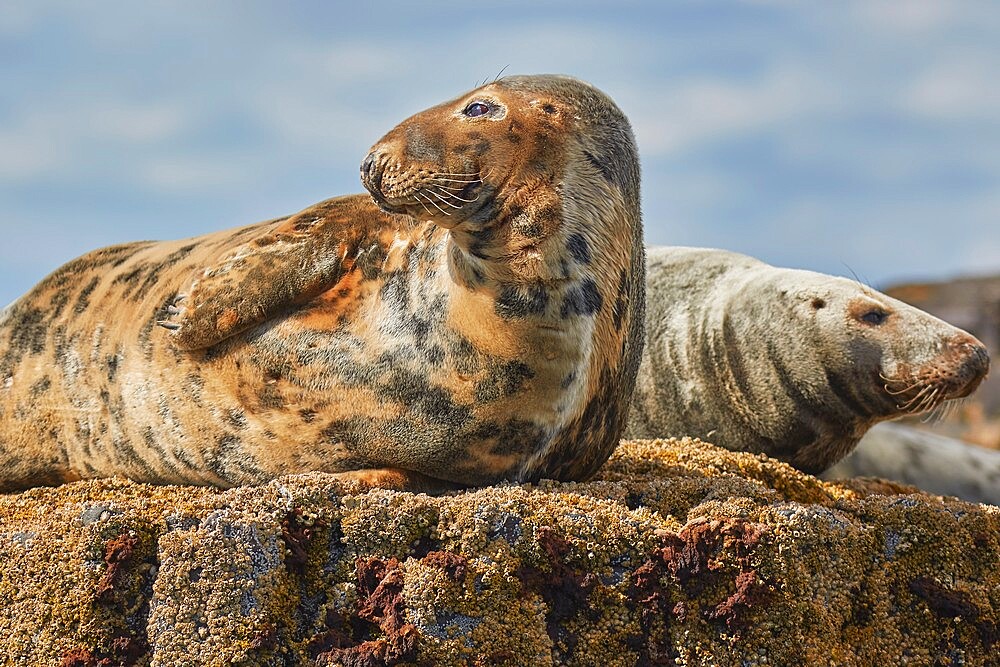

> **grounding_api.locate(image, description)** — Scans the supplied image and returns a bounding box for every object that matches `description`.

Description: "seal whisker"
[415,192,451,216]
[432,178,483,186]
[431,183,473,192]
[909,387,942,415]
[880,373,925,396]
[410,195,432,216]
[431,187,480,204]
[424,189,462,209]
[897,385,933,411]
[885,382,926,396]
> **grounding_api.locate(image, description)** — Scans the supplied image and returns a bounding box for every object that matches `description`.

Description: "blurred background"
[2,1,998,444]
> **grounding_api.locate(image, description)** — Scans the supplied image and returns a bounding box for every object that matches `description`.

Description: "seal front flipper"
[163,196,390,350]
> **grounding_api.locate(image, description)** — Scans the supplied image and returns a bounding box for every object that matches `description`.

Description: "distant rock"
[1,438,997,665]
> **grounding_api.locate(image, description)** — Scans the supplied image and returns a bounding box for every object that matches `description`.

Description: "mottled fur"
[627,247,989,474]
[0,75,645,491]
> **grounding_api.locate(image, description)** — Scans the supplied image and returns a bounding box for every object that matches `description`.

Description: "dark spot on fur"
[560,279,602,317]
[226,409,248,430]
[495,284,548,319]
[464,187,501,227]
[480,419,548,461]
[164,244,196,265]
[475,361,534,403]
[560,371,576,389]
[566,234,591,264]
[0,306,47,376]
[205,433,243,478]
[824,367,876,420]
[48,289,71,320]
[379,270,409,311]
[300,408,317,423]
[612,268,629,331]
[584,150,615,183]
[257,385,284,409]
[513,217,543,238]
[425,345,445,365]
[357,242,388,281]
[404,125,444,163]
[73,276,101,315]
[374,369,472,428]
[29,376,51,397]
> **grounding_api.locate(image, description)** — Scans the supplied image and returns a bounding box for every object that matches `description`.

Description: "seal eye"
[463,102,491,118]
[860,310,888,326]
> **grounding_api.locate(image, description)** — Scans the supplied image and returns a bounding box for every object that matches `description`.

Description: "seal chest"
[0,75,645,491]
[627,246,990,473]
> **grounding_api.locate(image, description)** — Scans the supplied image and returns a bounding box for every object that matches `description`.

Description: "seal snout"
[360,149,404,215]
[360,151,384,194]
[948,332,990,398]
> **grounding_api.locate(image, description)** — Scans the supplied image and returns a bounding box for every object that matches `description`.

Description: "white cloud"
[903,56,1000,120]
[851,0,963,36]
[140,155,256,192]
[0,100,191,182]
[625,66,833,157]
[0,125,65,180]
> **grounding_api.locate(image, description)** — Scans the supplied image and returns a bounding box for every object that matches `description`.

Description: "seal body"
[0,75,645,491]
[627,246,989,474]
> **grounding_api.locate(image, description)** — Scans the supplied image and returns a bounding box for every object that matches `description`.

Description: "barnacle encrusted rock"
[0,438,997,666]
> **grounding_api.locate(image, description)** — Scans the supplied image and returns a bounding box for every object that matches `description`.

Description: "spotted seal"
[627,246,989,474]
[0,74,644,492]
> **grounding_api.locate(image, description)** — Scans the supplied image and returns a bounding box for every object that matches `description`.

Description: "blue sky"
[2,1,998,307]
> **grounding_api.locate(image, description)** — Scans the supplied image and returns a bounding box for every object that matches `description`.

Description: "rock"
[0,439,997,666]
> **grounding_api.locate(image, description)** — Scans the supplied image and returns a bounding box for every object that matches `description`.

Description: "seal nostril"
[361,153,376,177]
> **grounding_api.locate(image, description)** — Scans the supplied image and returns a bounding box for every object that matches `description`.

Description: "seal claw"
[156,320,181,331]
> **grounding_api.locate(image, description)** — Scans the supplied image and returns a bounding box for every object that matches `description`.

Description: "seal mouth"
[880,345,990,419]
[366,187,409,216]
[363,165,488,220]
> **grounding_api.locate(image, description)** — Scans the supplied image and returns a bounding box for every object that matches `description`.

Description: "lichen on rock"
[0,438,996,665]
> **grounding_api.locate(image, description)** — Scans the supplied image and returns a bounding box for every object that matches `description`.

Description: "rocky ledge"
[0,438,997,666]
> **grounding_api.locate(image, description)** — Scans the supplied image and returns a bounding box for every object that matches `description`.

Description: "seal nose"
[360,151,382,192]
[361,152,376,178]
[949,332,991,397]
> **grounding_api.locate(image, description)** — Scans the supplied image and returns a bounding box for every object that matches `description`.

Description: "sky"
[1,1,999,307]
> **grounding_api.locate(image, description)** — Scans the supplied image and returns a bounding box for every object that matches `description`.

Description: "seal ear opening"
[811,298,826,310]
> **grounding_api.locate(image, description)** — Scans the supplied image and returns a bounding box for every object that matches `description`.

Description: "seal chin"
[366,191,409,216]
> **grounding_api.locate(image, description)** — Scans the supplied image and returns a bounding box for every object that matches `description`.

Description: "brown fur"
[0,75,645,492]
